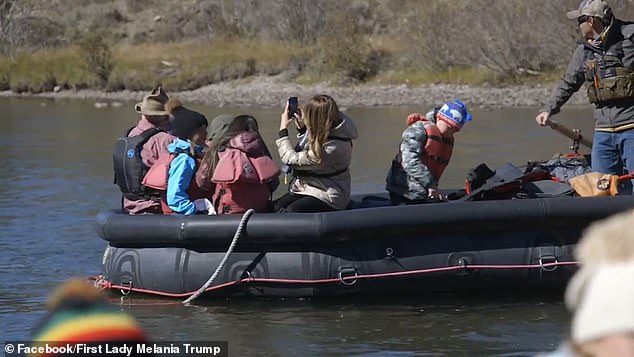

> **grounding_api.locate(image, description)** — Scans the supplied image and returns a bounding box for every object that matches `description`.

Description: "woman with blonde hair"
[274,94,358,213]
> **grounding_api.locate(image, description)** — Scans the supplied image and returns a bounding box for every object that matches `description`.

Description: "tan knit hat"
[564,212,634,343]
[135,86,170,116]
[565,263,634,343]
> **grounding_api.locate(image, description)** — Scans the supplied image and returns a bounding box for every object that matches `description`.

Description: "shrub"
[317,8,379,82]
[76,32,114,86]
[0,71,9,90]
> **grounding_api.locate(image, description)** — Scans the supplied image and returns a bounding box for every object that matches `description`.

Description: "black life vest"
[113,126,162,201]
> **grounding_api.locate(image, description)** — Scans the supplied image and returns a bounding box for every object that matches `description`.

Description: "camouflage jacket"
[385,121,437,200]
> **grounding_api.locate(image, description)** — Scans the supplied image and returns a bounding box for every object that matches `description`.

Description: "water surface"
[0,97,592,355]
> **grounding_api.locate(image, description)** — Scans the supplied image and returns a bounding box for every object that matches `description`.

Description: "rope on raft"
[182,208,255,304]
[93,260,579,298]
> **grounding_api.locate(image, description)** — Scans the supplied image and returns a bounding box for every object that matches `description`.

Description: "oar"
[546,119,593,148]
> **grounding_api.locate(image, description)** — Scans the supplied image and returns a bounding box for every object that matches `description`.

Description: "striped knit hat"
[30,279,148,353]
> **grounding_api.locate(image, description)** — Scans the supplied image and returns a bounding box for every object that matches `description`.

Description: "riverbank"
[0,75,588,109]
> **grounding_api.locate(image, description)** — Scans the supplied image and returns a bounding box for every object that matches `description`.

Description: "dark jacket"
[540,19,634,131]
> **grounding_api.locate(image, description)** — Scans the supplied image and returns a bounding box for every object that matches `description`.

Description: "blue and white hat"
[436,100,473,131]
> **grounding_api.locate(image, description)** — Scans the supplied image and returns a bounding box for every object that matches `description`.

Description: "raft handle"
[539,256,559,272]
[120,279,132,296]
[338,267,358,286]
[385,247,394,257]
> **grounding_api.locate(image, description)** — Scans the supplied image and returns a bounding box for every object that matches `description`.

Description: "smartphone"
[287,97,299,118]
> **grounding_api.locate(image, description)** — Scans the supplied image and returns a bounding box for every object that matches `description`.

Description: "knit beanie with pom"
[30,279,149,345]
[167,98,208,140]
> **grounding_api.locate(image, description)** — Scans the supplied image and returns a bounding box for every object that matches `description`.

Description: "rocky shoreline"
[0,75,589,109]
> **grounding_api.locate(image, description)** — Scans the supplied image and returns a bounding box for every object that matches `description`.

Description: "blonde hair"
[303,95,341,161]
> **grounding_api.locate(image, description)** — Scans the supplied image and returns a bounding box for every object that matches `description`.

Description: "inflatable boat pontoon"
[94,193,634,298]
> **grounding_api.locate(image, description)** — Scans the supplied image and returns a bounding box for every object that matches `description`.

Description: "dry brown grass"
[3,0,634,92]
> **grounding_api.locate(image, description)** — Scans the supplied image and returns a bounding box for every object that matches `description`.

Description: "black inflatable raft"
[95,194,634,298]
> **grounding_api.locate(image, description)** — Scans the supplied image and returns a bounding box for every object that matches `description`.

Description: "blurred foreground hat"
[566,0,610,19]
[436,100,472,131]
[31,279,149,344]
[167,98,208,140]
[135,86,170,116]
[564,212,634,344]
[565,263,634,343]
[575,211,634,264]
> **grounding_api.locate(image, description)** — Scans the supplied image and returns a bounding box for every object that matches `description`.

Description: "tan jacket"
[276,113,358,210]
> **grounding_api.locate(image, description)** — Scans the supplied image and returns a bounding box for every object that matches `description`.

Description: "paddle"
[546,119,593,149]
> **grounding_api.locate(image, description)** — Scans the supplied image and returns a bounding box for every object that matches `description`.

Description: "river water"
[0,97,595,355]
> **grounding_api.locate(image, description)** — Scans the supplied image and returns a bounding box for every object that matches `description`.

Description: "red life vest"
[211,133,280,214]
[420,121,454,181]
[142,152,211,214]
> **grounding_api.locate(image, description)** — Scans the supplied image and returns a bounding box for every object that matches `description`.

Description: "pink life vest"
[211,132,280,214]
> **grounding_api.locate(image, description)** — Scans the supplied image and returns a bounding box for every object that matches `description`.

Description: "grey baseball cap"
[566,0,609,19]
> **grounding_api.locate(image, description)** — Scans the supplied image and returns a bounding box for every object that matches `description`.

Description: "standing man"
[386,100,472,204]
[535,0,634,193]
[113,86,176,214]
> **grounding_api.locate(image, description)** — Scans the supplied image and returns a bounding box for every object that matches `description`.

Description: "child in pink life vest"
[198,115,280,214]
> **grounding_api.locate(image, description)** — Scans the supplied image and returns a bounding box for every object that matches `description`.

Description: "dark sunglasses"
[577,15,591,25]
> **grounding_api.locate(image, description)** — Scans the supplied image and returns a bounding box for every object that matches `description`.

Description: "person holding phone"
[275,95,358,212]
[287,96,309,150]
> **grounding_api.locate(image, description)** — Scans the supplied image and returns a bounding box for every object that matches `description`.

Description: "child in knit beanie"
[164,99,212,215]
[386,100,472,204]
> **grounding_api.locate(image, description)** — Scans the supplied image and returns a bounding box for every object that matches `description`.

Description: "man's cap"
[566,0,610,19]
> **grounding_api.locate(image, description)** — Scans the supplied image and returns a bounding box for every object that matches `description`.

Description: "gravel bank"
[0,75,588,109]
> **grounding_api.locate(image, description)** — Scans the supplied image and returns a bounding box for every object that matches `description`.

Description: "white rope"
[183,208,255,304]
